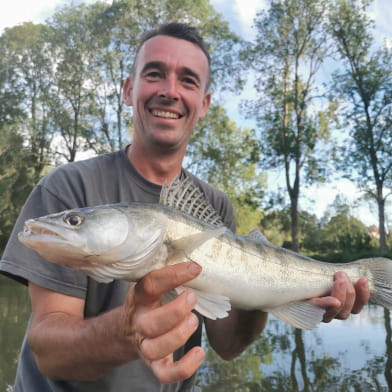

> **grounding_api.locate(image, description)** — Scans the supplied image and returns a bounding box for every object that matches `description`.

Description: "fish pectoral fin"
[266,300,325,330]
[161,286,231,320]
[192,289,231,320]
[169,227,228,263]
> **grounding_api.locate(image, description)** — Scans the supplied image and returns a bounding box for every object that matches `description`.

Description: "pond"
[0,274,391,391]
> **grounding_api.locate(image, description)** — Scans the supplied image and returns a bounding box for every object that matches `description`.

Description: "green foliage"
[0,0,245,244]
[0,22,54,180]
[328,0,392,252]
[0,126,35,250]
[187,105,265,235]
[243,0,335,250]
[259,195,380,261]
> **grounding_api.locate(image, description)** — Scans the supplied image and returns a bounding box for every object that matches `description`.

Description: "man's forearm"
[205,309,268,360]
[28,306,137,381]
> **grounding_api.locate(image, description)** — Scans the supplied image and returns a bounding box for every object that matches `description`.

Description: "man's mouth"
[151,110,181,119]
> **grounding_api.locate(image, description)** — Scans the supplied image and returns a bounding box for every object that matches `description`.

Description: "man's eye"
[183,77,197,86]
[145,71,161,79]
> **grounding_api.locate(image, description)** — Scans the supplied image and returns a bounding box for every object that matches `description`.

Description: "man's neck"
[126,143,185,185]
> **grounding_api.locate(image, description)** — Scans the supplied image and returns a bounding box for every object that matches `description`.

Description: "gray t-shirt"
[0,147,235,392]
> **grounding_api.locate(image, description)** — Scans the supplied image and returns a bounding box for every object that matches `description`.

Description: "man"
[0,23,369,391]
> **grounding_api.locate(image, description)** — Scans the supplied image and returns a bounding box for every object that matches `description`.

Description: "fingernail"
[194,347,205,361]
[363,279,369,289]
[188,313,198,327]
[187,291,197,305]
[188,262,201,275]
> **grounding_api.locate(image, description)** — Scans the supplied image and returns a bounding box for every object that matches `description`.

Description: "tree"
[44,0,244,159]
[186,105,265,235]
[244,0,334,251]
[328,0,392,253]
[47,4,102,162]
[0,0,248,244]
[320,200,374,259]
[0,126,35,250]
[0,23,54,181]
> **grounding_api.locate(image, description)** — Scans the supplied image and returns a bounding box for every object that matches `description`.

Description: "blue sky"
[2,0,391,226]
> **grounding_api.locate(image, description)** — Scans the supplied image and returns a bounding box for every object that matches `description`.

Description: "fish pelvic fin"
[162,286,231,320]
[266,300,325,330]
[168,226,228,264]
[366,257,392,309]
[160,175,224,227]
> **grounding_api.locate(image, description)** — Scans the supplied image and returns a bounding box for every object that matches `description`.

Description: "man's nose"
[158,76,179,100]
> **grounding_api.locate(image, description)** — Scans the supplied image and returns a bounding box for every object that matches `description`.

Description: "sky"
[1,0,392,227]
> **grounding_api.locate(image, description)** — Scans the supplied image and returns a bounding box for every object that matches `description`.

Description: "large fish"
[18,176,392,329]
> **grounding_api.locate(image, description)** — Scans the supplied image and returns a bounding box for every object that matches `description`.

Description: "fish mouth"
[19,220,70,243]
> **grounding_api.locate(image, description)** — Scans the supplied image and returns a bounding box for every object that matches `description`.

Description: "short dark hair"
[132,22,211,89]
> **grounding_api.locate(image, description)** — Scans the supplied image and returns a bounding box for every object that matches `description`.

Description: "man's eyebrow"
[140,61,165,74]
[140,61,202,85]
[182,67,201,85]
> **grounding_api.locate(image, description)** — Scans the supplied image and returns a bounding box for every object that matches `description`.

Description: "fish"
[18,176,392,330]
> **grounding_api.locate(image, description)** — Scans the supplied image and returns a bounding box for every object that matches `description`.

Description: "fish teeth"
[152,110,180,119]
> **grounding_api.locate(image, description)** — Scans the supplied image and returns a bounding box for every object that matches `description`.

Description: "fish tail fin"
[367,257,392,310]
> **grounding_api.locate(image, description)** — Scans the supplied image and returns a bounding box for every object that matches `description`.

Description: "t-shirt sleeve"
[0,178,88,299]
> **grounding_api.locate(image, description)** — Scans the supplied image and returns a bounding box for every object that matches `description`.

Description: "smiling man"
[0,23,370,392]
[123,31,211,184]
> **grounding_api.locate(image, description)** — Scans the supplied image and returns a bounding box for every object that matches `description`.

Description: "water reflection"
[0,276,391,391]
[198,305,392,391]
[0,276,30,391]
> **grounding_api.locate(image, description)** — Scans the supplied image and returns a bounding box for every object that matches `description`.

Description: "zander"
[18,176,392,329]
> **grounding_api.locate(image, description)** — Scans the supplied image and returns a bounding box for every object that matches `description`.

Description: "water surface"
[1,275,390,391]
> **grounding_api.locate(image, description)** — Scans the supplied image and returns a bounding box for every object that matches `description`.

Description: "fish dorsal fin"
[160,175,224,227]
[247,229,271,244]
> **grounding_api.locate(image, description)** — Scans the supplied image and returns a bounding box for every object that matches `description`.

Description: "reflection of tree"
[199,311,392,391]
[260,323,341,391]
[197,332,273,391]
[384,309,392,390]
[290,329,310,392]
[0,276,31,391]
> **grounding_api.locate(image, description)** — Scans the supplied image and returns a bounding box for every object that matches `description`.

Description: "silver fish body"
[18,178,392,330]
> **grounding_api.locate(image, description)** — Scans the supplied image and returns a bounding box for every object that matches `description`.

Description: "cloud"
[368,0,392,46]
[232,0,266,39]
[0,0,111,33]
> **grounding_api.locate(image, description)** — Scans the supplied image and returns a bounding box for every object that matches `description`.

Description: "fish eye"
[64,213,83,226]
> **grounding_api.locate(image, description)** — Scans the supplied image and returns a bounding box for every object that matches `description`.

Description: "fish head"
[18,205,133,268]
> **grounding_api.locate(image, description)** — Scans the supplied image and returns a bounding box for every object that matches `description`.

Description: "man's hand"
[119,261,205,384]
[28,261,204,382]
[311,271,370,323]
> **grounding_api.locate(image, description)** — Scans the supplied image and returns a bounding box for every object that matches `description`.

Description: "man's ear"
[199,91,211,119]
[123,76,133,107]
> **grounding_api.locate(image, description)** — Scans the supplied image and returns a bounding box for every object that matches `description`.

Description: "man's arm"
[28,262,204,383]
[205,271,370,360]
[205,309,268,360]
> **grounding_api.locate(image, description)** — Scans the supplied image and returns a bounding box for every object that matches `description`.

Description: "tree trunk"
[377,185,387,253]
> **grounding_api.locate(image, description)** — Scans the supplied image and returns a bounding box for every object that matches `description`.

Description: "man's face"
[123,35,211,153]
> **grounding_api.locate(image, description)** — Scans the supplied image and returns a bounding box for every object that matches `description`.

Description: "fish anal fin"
[169,227,227,263]
[162,286,231,320]
[266,300,325,330]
